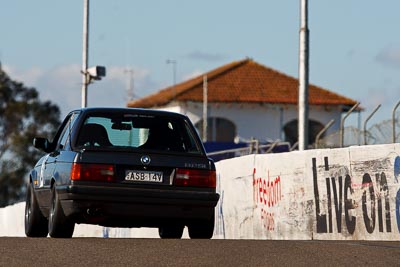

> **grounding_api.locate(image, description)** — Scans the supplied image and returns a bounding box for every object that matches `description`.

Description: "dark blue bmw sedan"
[25,108,219,238]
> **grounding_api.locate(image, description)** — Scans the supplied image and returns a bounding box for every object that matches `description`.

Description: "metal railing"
[340,102,360,148]
[207,100,400,159]
[315,119,335,149]
[393,100,400,143]
[363,104,381,145]
[207,140,291,159]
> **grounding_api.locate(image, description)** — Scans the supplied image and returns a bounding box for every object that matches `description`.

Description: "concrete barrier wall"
[0,202,25,237]
[1,144,399,240]
[0,201,166,238]
[214,143,400,240]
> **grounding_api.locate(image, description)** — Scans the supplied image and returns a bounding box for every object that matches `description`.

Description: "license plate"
[125,170,163,183]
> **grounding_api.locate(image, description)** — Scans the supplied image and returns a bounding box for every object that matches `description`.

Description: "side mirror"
[33,137,50,152]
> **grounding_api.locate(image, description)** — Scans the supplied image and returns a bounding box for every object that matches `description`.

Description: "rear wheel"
[25,183,48,237]
[188,214,215,239]
[158,224,184,239]
[48,186,75,238]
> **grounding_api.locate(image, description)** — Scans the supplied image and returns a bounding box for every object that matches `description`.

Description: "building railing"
[207,140,291,161]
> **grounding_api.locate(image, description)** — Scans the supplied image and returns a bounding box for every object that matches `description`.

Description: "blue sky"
[1,1,400,127]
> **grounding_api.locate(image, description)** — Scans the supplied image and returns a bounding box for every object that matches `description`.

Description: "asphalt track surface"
[0,237,399,266]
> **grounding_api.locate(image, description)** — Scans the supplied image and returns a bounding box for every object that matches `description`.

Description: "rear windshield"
[75,112,202,154]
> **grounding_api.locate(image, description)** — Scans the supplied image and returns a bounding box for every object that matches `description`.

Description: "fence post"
[392,100,400,143]
[290,141,299,151]
[340,102,360,148]
[363,104,381,145]
[315,119,335,149]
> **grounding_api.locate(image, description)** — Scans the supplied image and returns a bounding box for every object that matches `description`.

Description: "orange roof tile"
[127,58,359,110]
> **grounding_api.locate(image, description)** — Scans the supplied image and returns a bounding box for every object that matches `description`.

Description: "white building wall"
[160,102,342,142]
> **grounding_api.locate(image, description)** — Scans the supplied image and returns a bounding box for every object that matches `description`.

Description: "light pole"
[166,59,177,99]
[81,0,106,108]
[124,68,134,101]
[81,0,89,108]
[203,75,208,142]
[298,0,310,150]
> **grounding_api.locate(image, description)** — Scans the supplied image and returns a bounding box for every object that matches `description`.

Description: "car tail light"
[71,163,115,182]
[174,168,216,188]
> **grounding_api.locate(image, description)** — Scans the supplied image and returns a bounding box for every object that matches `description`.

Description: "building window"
[195,117,236,142]
[283,119,324,146]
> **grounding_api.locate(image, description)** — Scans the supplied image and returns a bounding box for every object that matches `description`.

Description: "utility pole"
[81,0,89,108]
[166,59,177,100]
[125,68,134,101]
[202,75,208,142]
[298,0,310,150]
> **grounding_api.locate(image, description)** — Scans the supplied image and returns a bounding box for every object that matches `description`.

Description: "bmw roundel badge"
[141,155,151,165]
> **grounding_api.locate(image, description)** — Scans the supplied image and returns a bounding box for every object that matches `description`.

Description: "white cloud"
[34,64,82,116]
[358,85,400,124]
[185,50,227,62]
[182,70,204,81]
[3,64,159,118]
[376,45,400,69]
[2,65,44,86]
[105,65,162,100]
[107,66,150,82]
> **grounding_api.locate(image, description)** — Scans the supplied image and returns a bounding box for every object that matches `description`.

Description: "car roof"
[70,107,188,119]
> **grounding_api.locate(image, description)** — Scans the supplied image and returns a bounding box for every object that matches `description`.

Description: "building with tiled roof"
[127,58,359,145]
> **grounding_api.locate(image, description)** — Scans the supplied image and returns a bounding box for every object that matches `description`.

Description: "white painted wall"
[0,202,187,238]
[214,143,400,240]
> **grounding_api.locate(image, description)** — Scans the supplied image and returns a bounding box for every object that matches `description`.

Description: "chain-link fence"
[207,109,400,160]
[317,117,400,148]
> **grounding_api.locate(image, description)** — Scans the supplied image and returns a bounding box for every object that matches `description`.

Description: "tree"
[0,67,61,207]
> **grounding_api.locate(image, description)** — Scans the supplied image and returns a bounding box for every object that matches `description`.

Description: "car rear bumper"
[56,184,220,227]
